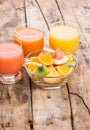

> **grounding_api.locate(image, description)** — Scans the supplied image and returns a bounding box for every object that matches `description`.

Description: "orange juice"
[14,28,44,56]
[0,42,24,74]
[49,25,79,53]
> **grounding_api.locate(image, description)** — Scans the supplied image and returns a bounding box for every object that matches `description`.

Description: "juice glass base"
[0,71,22,84]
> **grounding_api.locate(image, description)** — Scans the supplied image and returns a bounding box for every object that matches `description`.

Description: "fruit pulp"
[14,28,44,56]
[0,42,24,74]
[49,25,79,53]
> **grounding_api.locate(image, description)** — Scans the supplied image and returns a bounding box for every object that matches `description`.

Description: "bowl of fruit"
[24,48,77,90]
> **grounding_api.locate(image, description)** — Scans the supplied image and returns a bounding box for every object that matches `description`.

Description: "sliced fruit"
[57,65,73,76]
[33,65,49,76]
[26,61,42,66]
[27,64,36,72]
[54,56,68,65]
[51,51,56,58]
[42,48,54,54]
[54,48,64,59]
[65,54,73,61]
[31,57,40,63]
[64,60,76,68]
[26,61,42,72]
[38,52,54,66]
[43,66,60,83]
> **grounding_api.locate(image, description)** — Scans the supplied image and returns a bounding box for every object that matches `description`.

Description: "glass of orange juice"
[14,23,44,57]
[0,38,24,84]
[49,21,79,53]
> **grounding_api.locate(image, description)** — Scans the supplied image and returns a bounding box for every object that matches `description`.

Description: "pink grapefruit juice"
[0,42,24,74]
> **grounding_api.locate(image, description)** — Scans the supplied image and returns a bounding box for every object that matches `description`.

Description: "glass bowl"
[24,48,77,90]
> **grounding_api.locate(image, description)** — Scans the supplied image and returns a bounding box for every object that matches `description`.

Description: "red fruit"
[42,48,64,59]
[55,48,64,59]
[51,52,56,58]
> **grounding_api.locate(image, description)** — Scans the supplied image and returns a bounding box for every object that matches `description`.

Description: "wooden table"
[0,0,90,130]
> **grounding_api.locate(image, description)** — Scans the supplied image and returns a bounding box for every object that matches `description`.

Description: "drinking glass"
[0,38,24,84]
[49,21,79,53]
[14,23,44,57]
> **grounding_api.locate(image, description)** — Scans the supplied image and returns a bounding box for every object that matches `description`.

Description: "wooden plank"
[0,69,31,130]
[66,0,90,106]
[57,0,90,129]
[69,1,90,129]
[56,0,86,44]
[86,0,90,7]
[32,83,72,130]
[72,0,90,45]
[0,0,31,130]
[25,0,72,130]
[24,0,49,47]
[0,0,25,37]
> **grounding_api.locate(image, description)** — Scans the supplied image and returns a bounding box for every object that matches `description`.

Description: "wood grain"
[0,0,31,130]
[57,0,90,129]
[86,0,90,7]
[0,68,31,130]
[0,0,90,130]
[25,0,49,47]
[25,0,72,130]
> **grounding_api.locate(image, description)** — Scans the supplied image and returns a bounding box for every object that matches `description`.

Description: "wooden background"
[0,0,90,130]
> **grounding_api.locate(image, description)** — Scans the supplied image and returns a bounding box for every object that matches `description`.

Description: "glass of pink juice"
[0,38,24,84]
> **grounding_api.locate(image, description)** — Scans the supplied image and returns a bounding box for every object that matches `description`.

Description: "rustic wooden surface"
[0,0,90,130]
[0,1,32,130]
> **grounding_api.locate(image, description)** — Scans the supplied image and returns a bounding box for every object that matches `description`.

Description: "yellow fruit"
[31,57,40,63]
[43,66,60,83]
[65,54,73,61]
[38,52,54,66]
[26,61,42,72]
[57,65,73,76]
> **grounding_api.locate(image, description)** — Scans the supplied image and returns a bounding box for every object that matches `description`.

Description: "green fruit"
[64,60,76,68]
[33,65,49,76]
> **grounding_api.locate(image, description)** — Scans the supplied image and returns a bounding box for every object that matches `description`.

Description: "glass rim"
[15,23,44,39]
[24,48,78,78]
[0,37,23,47]
[49,20,79,31]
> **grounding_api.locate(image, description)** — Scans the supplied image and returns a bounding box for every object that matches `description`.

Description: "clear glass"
[49,21,79,53]
[24,49,77,90]
[0,38,24,84]
[14,23,44,57]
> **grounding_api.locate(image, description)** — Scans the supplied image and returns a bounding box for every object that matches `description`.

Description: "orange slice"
[38,52,54,66]
[26,61,42,72]
[57,65,73,76]
[31,57,40,63]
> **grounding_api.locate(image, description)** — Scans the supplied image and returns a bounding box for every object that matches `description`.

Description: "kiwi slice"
[64,60,76,68]
[33,65,49,76]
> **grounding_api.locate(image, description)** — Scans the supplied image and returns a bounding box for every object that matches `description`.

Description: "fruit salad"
[25,48,77,84]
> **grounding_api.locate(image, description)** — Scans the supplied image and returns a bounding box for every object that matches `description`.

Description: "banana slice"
[43,66,60,83]
[54,56,68,65]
